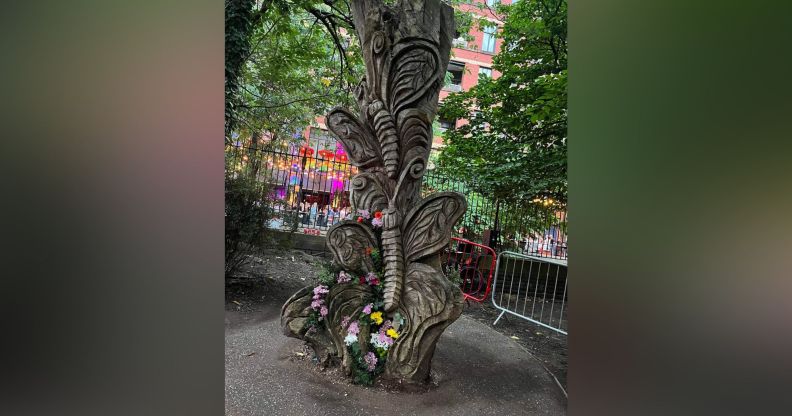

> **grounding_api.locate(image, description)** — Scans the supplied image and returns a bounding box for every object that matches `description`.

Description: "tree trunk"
[282,0,465,385]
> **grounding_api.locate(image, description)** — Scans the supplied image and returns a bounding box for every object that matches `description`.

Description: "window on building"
[482,25,497,53]
[445,61,465,91]
[452,29,467,48]
[438,117,456,131]
[479,67,492,79]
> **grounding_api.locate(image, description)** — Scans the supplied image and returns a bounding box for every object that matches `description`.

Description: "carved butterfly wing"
[387,191,466,375]
[326,107,382,171]
[326,221,378,273]
[401,191,467,263]
[350,171,393,213]
[384,41,443,208]
[386,41,441,120]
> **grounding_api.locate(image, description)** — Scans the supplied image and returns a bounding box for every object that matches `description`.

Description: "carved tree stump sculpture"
[281,0,465,385]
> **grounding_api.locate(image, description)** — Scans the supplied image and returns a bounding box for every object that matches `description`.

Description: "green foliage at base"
[347,341,385,386]
[317,262,338,286]
[225,173,274,276]
[370,248,382,272]
[446,265,462,287]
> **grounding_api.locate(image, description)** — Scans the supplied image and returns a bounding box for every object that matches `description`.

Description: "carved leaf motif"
[326,222,377,272]
[402,192,467,262]
[350,171,393,213]
[367,31,389,101]
[326,107,382,169]
[398,112,431,166]
[281,286,314,339]
[387,43,440,119]
[393,112,432,212]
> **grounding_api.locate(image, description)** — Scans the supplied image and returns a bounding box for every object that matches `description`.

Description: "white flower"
[370,333,391,350]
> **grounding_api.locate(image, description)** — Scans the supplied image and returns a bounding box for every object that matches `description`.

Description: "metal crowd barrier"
[442,237,497,302]
[491,251,568,335]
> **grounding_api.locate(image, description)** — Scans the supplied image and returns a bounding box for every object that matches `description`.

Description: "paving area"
[226,310,566,415]
[225,249,567,415]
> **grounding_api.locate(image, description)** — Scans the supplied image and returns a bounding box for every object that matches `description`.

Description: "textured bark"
[281,0,465,385]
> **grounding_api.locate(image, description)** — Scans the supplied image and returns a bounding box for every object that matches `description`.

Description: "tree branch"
[307,8,348,90]
[241,93,336,109]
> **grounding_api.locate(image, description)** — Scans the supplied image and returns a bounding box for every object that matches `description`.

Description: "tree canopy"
[225,0,476,149]
[437,0,567,204]
[225,0,364,147]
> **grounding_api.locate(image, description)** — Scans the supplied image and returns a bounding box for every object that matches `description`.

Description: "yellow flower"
[370,311,383,325]
[386,328,400,339]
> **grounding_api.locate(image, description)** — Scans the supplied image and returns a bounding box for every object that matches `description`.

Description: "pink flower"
[365,272,379,286]
[357,209,371,219]
[311,299,323,310]
[362,303,373,314]
[371,217,383,228]
[378,331,394,346]
[341,315,351,328]
[336,271,352,284]
[313,285,329,296]
[320,305,328,317]
[364,351,377,371]
[347,321,360,337]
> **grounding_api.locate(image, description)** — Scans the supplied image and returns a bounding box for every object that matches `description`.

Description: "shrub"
[225,173,274,277]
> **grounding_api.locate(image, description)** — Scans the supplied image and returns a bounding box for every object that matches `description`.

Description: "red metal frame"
[443,237,497,302]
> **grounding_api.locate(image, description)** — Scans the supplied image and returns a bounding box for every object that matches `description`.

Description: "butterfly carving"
[327,191,466,313]
[326,33,465,313]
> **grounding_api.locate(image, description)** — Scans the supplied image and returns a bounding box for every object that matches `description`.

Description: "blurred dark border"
[1,1,791,415]
[569,1,792,415]
[0,1,223,415]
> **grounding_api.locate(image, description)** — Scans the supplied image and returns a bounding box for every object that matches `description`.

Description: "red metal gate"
[442,237,497,302]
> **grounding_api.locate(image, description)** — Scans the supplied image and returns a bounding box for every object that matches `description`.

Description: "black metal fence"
[422,174,567,260]
[226,144,567,259]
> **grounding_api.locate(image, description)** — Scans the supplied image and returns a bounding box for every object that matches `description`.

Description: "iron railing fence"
[422,174,568,260]
[226,145,567,259]
[225,144,359,233]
